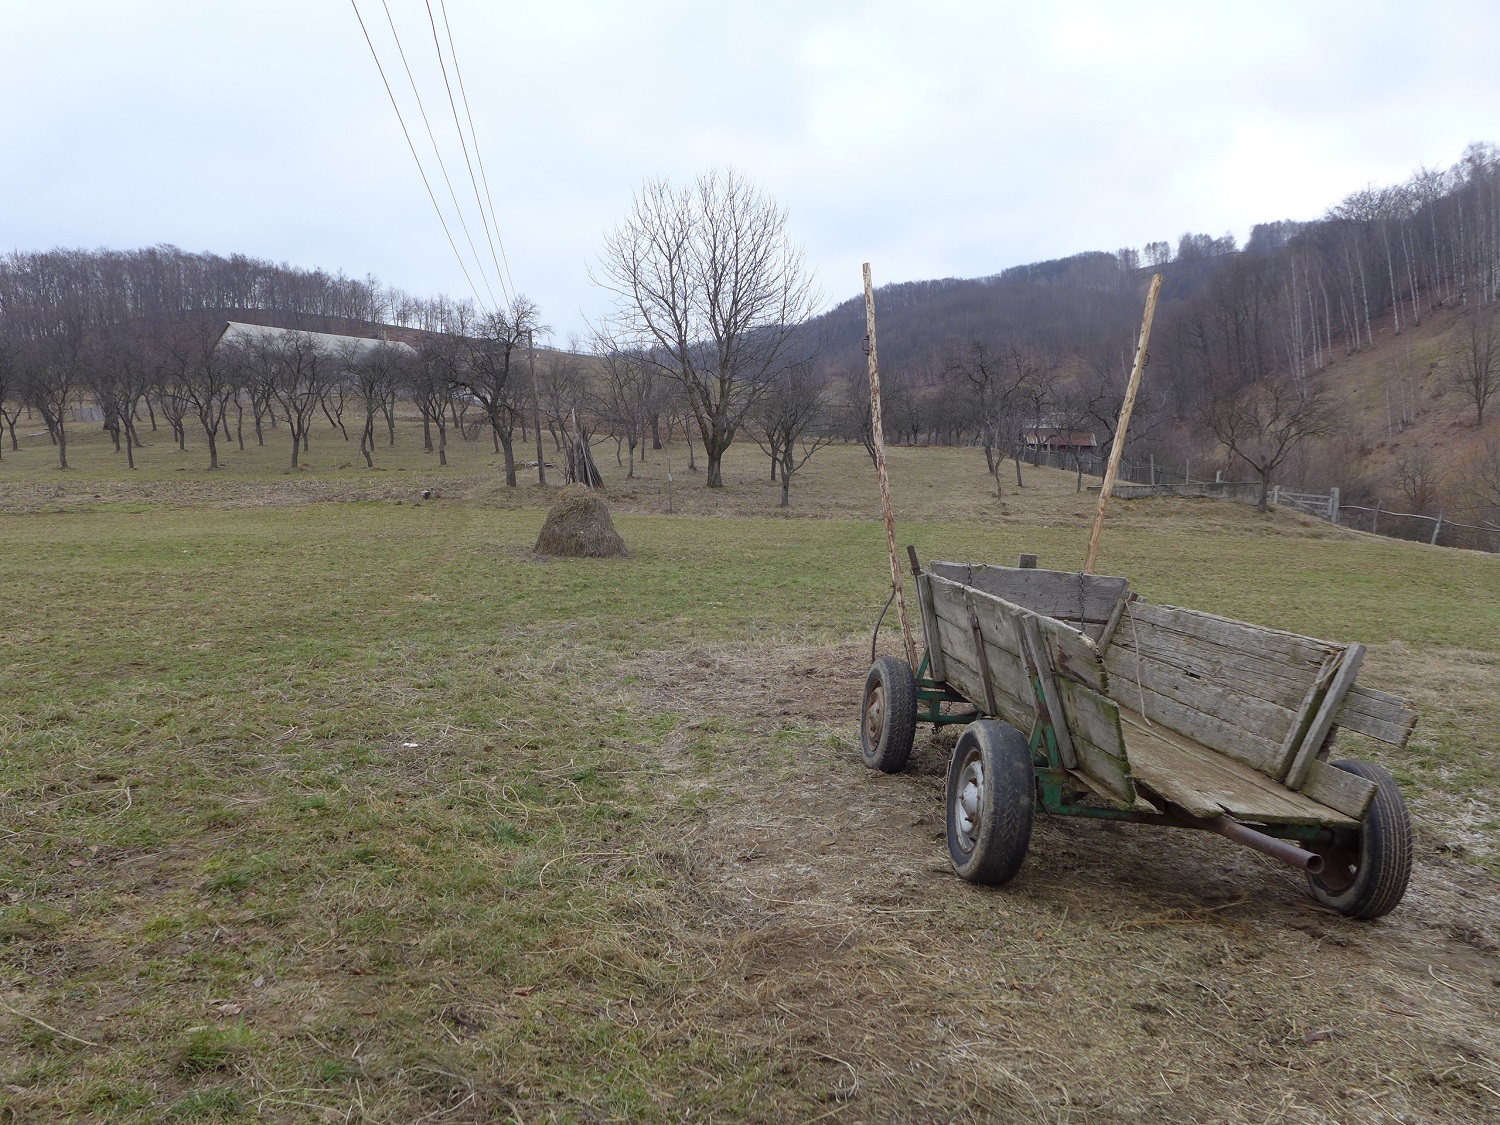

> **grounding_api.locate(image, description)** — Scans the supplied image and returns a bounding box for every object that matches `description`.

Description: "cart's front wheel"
[860,656,918,773]
[946,721,1035,885]
[1307,760,1413,919]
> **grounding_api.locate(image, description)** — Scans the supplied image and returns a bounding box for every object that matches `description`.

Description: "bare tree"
[594,341,657,479]
[0,333,20,455]
[241,329,324,468]
[1454,308,1497,426]
[342,340,404,469]
[598,168,820,488]
[449,299,543,486]
[947,341,1043,498]
[750,362,835,507]
[160,318,237,469]
[406,341,454,465]
[87,330,153,468]
[1205,373,1334,512]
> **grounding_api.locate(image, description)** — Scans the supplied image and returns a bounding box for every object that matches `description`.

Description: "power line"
[424,0,512,308]
[437,0,517,303]
[376,0,501,312]
[348,0,486,312]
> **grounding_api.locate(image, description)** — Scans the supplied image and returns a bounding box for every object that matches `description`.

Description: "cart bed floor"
[1117,709,1358,828]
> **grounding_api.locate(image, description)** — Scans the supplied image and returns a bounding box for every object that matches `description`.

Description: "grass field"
[2,418,1499,1122]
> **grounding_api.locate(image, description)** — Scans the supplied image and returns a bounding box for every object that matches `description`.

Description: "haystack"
[533,484,629,558]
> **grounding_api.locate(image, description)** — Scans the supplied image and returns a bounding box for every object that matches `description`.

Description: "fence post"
[1271,484,1280,507]
[1330,487,1340,526]
[1372,499,1380,534]
[1431,510,1443,546]
[1185,457,1191,485]
[1149,453,1156,486]
[1215,470,1223,484]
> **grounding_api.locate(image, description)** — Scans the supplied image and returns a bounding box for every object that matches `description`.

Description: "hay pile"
[533,484,629,558]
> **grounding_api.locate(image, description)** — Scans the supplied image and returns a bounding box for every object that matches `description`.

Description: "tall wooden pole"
[529,330,545,486]
[1084,272,1163,575]
[863,263,918,670]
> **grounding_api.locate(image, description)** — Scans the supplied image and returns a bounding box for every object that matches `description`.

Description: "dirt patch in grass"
[629,640,1500,1123]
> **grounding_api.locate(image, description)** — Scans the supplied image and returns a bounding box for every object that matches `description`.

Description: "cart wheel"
[860,656,918,773]
[1306,760,1413,920]
[946,720,1035,885]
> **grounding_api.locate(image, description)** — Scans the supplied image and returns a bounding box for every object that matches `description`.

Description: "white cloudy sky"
[3,0,1498,339]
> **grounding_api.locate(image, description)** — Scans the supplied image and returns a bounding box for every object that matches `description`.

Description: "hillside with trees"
[2,145,1497,539]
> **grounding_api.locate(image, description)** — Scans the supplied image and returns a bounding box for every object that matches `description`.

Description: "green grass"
[2,441,1498,1120]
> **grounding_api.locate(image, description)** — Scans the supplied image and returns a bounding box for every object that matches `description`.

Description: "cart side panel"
[926,578,1032,723]
[913,572,947,683]
[1333,685,1419,747]
[930,562,1129,640]
[1053,679,1134,803]
[1103,602,1344,776]
[928,575,1137,804]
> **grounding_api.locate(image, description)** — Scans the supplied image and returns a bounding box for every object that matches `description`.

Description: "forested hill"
[810,142,1500,437]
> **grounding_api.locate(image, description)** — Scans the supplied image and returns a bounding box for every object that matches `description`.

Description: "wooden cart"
[859,555,1420,918]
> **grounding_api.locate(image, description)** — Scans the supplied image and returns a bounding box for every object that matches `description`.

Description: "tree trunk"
[500,431,517,486]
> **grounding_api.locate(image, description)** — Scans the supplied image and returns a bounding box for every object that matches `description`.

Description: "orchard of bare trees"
[4,146,1499,525]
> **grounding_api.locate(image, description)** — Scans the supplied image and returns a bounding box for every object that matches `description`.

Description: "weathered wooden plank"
[1118,710,1358,827]
[1285,644,1365,788]
[1095,591,1131,650]
[1033,612,1108,694]
[1105,612,1338,711]
[1301,759,1378,821]
[1102,648,1294,772]
[932,615,1033,727]
[1018,611,1079,770]
[928,571,1108,693]
[914,573,947,683]
[1129,602,1343,671]
[929,563,1129,625]
[1054,678,1135,804]
[1335,684,1419,747]
[929,581,1025,663]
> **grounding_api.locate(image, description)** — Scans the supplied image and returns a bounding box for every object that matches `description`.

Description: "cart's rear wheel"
[1307,760,1412,919]
[946,720,1035,885]
[860,656,917,773]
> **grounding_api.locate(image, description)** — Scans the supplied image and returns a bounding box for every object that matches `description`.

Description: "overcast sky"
[3,1,1498,339]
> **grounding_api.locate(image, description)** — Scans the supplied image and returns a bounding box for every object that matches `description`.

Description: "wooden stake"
[863,263,918,670]
[1084,273,1163,575]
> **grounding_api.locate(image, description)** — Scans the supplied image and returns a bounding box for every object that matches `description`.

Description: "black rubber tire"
[945,720,1036,885]
[1307,760,1413,919]
[860,656,918,773]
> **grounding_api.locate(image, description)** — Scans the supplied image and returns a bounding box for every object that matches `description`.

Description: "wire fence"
[1021,446,1500,553]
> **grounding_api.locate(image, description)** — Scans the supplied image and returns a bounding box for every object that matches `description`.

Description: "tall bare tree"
[1205,373,1334,512]
[598,169,820,488]
[448,299,542,485]
[1454,308,1497,426]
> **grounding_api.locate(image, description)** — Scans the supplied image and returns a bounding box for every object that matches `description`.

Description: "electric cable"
[424,0,512,307]
[437,0,517,302]
[348,0,486,311]
[377,0,500,311]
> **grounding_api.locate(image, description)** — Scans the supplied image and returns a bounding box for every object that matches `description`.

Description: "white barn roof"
[220,321,416,361]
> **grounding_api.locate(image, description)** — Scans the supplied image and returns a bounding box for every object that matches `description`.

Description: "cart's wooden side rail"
[921,572,1135,803]
[1101,602,1345,778]
[929,562,1129,644]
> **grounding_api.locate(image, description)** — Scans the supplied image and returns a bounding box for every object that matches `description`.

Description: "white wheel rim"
[954,750,984,854]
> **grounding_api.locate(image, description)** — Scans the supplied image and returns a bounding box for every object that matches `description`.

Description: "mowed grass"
[2,439,1498,1121]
